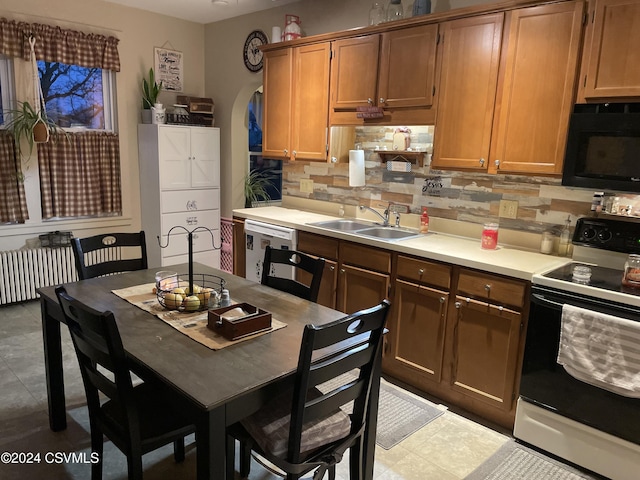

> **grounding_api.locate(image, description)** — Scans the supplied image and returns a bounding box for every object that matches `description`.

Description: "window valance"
[0,18,120,71]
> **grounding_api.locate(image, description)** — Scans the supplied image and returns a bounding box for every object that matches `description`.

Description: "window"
[0,56,15,126]
[38,60,116,131]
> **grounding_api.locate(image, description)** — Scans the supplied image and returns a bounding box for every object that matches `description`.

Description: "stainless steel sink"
[308,219,376,231]
[308,219,425,242]
[356,227,423,241]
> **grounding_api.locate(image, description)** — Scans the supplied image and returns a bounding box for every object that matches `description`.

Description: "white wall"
[0,0,206,250]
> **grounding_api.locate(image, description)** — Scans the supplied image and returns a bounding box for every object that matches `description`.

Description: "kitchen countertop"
[232,206,572,281]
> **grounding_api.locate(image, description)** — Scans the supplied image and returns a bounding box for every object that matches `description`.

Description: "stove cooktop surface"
[534,262,640,307]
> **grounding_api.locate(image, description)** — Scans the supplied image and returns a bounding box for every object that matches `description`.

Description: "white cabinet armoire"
[138,124,221,269]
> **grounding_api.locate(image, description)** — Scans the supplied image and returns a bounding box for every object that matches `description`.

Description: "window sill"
[0,216,133,238]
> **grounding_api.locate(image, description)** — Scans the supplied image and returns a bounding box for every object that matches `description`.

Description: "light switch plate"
[300,179,314,193]
[499,200,519,219]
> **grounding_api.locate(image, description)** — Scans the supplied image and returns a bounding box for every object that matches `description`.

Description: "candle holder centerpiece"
[156,226,224,312]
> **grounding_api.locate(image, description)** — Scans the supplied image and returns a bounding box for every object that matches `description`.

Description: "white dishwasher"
[244,219,297,283]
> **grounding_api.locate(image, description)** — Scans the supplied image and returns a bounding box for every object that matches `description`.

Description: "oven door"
[520,285,640,445]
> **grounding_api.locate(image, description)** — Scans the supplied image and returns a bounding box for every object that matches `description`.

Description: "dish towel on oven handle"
[557,304,640,398]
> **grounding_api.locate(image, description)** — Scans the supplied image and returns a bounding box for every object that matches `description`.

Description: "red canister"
[481,223,499,250]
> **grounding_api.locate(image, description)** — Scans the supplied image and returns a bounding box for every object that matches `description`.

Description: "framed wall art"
[154,46,183,92]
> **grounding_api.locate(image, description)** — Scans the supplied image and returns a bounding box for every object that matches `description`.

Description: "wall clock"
[243,30,268,73]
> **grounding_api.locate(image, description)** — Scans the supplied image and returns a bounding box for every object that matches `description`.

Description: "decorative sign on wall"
[154,47,183,92]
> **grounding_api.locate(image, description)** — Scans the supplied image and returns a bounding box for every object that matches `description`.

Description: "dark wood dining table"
[38,263,381,480]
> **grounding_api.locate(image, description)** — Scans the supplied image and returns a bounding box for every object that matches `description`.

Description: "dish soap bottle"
[558,216,572,257]
[420,207,429,234]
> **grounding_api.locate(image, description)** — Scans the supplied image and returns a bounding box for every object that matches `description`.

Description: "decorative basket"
[156,272,225,312]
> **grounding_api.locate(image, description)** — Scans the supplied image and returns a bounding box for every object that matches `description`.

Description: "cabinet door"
[291,43,330,161]
[450,297,522,412]
[489,1,584,175]
[432,14,504,171]
[386,280,448,384]
[263,49,293,159]
[330,35,380,110]
[190,127,220,188]
[337,264,389,314]
[378,24,439,109]
[158,126,191,190]
[582,0,640,99]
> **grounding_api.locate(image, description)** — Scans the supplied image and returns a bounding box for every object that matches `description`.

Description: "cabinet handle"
[484,284,491,293]
[439,296,445,304]
[418,268,425,276]
[329,265,335,271]
[379,97,386,104]
[367,98,373,105]
[495,159,501,169]
[479,158,485,166]
[292,150,297,157]
[283,149,288,156]
[455,301,461,309]
[340,268,345,274]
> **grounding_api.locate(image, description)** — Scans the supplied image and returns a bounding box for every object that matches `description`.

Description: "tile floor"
[0,300,513,480]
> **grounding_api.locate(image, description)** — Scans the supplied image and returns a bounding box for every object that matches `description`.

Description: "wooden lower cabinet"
[449,297,523,413]
[337,263,390,314]
[384,280,448,386]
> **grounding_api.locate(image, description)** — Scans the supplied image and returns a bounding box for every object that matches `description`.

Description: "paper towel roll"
[271,26,281,43]
[349,150,365,187]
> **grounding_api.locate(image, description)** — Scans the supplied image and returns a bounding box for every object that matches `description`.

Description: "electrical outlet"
[499,200,519,219]
[300,179,314,193]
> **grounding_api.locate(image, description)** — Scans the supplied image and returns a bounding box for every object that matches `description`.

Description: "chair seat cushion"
[241,388,351,458]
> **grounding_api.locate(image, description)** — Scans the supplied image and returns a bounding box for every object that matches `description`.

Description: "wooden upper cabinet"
[329,25,439,124]
[262,48,293,159]
[433,2,584,175]
[263,43,330,161]
[431,14,504,171]
[580,0,640,100]
[489,1,585,175]
[378,24,439,109]
[330,35,380,110]
[291,42,331,161]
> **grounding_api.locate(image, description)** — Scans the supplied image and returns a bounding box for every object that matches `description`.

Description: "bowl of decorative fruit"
[155,272,225,312]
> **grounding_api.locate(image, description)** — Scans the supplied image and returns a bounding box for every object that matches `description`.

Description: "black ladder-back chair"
[227,300,391,480]
[55,286,195,480]
[261,245,325,302]
[71,231,148,280]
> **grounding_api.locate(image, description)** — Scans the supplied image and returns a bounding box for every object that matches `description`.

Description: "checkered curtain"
[38,132,122,219]
[0,132,29,223]
[0,17,120,71]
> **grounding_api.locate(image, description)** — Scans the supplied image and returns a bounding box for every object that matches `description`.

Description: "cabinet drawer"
[298,231,339,260]
[396,255,451,290]
[161,209,220,236]
[457,269,526,308]
[341,242,391,274]
[161,189,219,213]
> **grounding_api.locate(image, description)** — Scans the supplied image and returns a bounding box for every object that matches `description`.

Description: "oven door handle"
[531,292,564,310]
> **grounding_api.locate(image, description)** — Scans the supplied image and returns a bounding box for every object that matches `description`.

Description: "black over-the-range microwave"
[562,103,640,193]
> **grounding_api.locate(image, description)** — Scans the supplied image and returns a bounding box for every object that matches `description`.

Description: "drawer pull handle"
[418,268,425,275]
[439,296,445,304]
[340,268,345,274]
[329,265,335,271]
[455,301,461,309]
[484,284,491,292]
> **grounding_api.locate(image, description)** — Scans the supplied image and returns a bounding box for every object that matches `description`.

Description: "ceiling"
[101,0,300,24]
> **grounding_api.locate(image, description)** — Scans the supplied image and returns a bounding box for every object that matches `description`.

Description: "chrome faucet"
[359,203,391,226]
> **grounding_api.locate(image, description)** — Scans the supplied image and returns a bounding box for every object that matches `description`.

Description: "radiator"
[0,247,78,305]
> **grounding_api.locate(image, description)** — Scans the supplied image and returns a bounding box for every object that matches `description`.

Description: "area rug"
[318,373,445,450]
[464,441,601,480]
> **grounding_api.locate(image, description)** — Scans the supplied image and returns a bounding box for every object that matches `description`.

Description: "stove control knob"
[598,229,612,242]
[582,227,596,240]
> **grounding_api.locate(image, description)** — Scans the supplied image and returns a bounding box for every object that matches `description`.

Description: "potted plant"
[4,101,67,180]
[142,68,163,123]
[244,169,278,208]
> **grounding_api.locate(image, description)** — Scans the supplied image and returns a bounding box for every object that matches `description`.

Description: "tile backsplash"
[281,126,640,236]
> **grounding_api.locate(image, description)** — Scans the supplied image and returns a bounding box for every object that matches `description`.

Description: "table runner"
[112,283,286,350]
